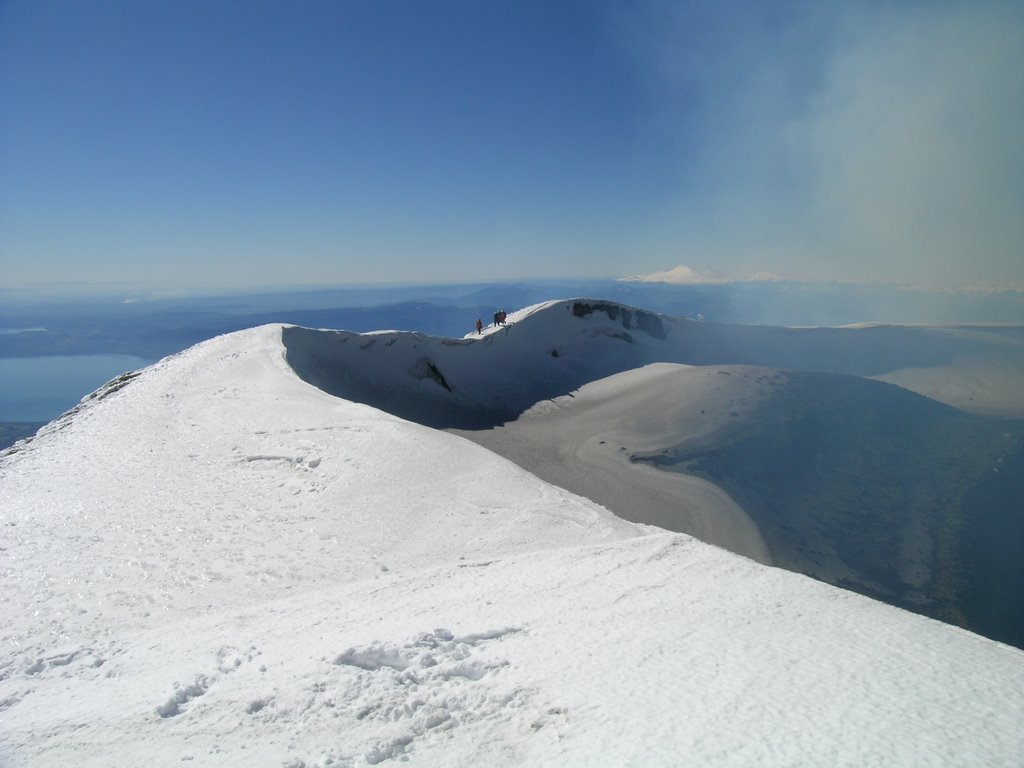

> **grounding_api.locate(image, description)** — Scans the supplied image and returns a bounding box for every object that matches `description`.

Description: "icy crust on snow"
[3,534,1023,767]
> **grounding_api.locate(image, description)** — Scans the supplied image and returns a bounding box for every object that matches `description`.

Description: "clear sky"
[1,0,1021,291]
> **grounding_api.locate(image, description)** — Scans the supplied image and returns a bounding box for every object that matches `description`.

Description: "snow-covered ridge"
[3,311,1023,766]
[283,299,681,428]
[283,297,1024,425]
[1,325,641,648]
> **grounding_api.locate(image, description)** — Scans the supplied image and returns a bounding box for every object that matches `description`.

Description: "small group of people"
[474,309,508,335]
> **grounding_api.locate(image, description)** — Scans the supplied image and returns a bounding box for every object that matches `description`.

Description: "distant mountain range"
[3,278,1023,363]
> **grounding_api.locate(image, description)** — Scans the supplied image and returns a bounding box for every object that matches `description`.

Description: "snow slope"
[2,324,1023,766]
[1,325,638,650]
[452,362,775,563]
[455,361,1024,648]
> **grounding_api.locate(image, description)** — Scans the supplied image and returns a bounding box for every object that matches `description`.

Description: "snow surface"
[2,322,1024,766]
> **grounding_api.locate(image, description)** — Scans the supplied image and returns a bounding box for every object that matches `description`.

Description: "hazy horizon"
[2,268,1023,305]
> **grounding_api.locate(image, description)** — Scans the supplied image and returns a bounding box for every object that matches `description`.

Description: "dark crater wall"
[634,372,1024,649]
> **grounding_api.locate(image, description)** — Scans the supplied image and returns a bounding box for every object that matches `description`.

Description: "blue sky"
[1,0,1021,291]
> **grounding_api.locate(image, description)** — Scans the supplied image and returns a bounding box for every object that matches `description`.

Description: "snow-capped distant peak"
[619,265,731,285]
[618,265,791,284]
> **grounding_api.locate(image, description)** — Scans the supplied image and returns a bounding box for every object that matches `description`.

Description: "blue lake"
[0,354,152,422]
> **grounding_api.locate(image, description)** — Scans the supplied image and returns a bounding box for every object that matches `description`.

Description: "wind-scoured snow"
[1,321,1023,766]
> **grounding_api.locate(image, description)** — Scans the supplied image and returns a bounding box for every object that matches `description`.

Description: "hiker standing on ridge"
[493,311,501,327]
[475,318,483,335]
